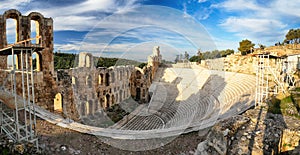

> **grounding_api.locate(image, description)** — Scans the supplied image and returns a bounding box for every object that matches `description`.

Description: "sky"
[1,0,300,62]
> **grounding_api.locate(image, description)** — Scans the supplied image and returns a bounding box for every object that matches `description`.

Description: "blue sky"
[1,0,300,61]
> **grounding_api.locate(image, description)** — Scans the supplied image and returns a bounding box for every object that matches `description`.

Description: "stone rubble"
[195,107,300,155]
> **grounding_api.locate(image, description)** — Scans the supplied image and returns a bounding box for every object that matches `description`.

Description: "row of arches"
[98,69,132,86]
[2,9,44,46]
[6,52,42,71]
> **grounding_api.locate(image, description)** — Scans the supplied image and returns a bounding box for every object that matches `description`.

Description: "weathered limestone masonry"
[0,9,56,112]
[204,45,300,75]
[55,52,159,120]
[148,46,162,79]
[0,9,161,121]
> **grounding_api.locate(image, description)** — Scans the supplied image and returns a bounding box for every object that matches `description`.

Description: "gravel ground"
[35,118,205,155]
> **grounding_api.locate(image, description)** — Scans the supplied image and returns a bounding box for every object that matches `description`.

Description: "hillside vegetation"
[54,52,145,70]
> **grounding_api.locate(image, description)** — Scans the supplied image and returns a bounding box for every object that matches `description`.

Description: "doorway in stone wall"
[54,93,62,112]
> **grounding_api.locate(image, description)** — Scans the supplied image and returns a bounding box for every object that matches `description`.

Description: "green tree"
[189,55,202,62]
[238,39,255,55]
[285,28,300,44]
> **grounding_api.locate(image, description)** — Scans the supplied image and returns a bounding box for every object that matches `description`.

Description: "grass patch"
[268,96,300,119]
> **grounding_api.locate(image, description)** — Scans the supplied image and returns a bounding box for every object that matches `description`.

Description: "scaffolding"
[0,43,42,149]
[255,54,286,107]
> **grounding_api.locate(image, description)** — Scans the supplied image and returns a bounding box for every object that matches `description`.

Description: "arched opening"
[142,89,145,98]
[81,102,86,116]
[120,71,123,80]
[115,94,118,104]
[112,95,115,105]
[30,20,40,44]
[99,73,104,85]
[105,73,110,86]
[119,90,123,102]
[85,101,89,115]
[32,52,41,71]
[111,72,115,83]
[86,75,92,87]
[6,18,17,44]
[85,55,91,67]
[136,88,141,101]
[105,94,110,108]
[87,100,93,115]
[7,54,19,69]
[101,97,105,108]
[72,77,76,85]
[54,93,63,112]
[136,70,142,79]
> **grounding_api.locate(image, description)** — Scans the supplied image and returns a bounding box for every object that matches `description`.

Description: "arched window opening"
[85,55,91,67]
[85,101,90,115]
[54,93,63,112]
[87,100,93,115]
[7,54,19,70]
[120,71,123,80]
[112,95,115,105]
[105,73,110,86]
[81,103,86,116]
[6,18,17,45]
[142,89,145,98]
[136,70,142,79]
[111,72,115,83]
[136,88,141,101]
[32,52,41,71]
[30,20,40,44]
[72,77,76,85]
[119,90,123,102]
[86,75,92,87]
[99,74,104,85]
[105,94,110,108]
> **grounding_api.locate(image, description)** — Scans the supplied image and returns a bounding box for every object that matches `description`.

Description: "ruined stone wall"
[56,64,153,120]
[0,9,161,121]
[0,9,56,113]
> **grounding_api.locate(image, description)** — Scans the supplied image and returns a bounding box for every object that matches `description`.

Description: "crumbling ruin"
[0,9,161,121]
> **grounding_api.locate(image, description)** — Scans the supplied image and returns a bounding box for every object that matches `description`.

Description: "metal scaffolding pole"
[255,54,286,107]
[0,46,39,150]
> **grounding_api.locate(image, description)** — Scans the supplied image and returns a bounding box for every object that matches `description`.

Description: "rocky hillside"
[195,107,300,155]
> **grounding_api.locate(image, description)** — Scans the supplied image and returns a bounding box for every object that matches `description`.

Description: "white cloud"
[212,0,262,11]
[198,0,207,3]
[214,0,299,46]
[0,0,32,13]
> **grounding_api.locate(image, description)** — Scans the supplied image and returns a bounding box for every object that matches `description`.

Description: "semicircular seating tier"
[0,65,256,139]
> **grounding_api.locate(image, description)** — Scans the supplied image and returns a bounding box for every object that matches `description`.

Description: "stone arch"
[3,10,21,46]
[99,73,104,85]
[81,102,86,116]
[87,100,93,115]
[54,93,63,111]
[28,12,44,44]
[85,101,89,115]
[120,70,123,80]
[119,90,123,102]
[142,89,145,98]
[111,72,115,83]
[112,94,115,105]
[101,97,105,108]
[86,75,92,87]
[115,93,118,104]
[7,54,19,69]
[32,52,42,71]
[72,76,77,85]
[136,70,142,79]
[136,88,141,101]
[105,94,110,108]
[105,73,110,86]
